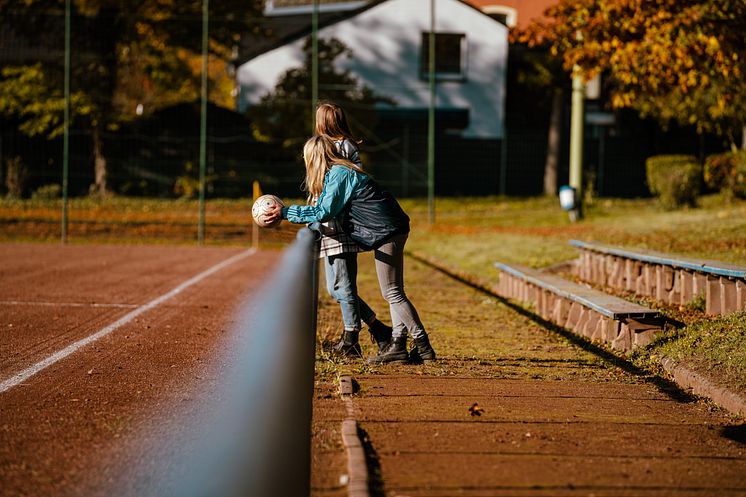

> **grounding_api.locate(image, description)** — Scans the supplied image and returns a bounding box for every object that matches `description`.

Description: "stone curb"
[407,250,746,419]
[660,356,746,417]
[339,376,370,497]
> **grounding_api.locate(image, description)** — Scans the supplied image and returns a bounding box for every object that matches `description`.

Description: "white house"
[237,0,508,140]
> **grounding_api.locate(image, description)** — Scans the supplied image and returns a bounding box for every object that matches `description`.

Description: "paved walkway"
[311,253,746,497]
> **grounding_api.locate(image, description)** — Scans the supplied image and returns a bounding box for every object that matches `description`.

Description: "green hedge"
[704,149,746,199]
[645,155,701,209]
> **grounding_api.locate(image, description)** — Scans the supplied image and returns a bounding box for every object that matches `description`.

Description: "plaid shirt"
[317,218,362,258]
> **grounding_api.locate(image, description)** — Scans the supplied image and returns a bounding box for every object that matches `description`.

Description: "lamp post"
[567,66,585,222]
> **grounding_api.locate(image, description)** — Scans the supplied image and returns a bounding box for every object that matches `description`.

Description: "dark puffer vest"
[343,178,410,250]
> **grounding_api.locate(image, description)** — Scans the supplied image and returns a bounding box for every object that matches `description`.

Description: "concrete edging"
[339,376,370,497]
[660,357,746,417]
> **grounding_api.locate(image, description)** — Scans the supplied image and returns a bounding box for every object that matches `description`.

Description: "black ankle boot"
[409,334,436,363]
[332,330,362,357]
[367,320,392,353]
[366,336,408,364]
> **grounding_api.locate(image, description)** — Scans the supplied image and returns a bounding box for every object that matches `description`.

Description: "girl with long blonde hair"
[264,133,436,364]
[307,103,393,357]
[302,133,363,199]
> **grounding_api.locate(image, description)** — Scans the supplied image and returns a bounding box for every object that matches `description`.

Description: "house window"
[420,32,467,81]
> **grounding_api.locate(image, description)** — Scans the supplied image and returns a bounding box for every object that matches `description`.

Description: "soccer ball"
[252,194,284,228]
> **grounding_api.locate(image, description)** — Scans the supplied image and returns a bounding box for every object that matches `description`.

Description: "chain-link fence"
[0,2,731,243]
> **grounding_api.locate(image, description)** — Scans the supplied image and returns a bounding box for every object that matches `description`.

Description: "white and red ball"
[251,194,284,228]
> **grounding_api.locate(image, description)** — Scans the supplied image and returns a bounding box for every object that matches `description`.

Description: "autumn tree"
[246,37,393,150]
[515,0,746,150]
[0,0,263,195]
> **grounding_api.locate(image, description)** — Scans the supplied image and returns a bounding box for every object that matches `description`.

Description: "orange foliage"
[512,0,746,140]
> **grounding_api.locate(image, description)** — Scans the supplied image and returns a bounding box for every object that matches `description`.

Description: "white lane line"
[0,301,139,309]
[0,248,257,394]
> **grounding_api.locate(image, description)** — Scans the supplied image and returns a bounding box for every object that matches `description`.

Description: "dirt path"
[311,252,746,497]
[0,243,280,497]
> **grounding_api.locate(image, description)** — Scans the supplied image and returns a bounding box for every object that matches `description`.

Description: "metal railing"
[162,226,320,497]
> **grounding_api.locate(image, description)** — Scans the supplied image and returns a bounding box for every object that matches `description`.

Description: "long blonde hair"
[315,101,360,144]
[303,134,365,201]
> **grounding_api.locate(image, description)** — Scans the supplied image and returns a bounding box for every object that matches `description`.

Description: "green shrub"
[31,184,62,200]
[645,154,701,208]
[173,161,216,199]
[704,152,732,190]
[173,175,200,198]
[704,149,746,199]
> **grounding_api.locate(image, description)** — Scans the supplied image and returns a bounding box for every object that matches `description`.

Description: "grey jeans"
[373,234,426,339]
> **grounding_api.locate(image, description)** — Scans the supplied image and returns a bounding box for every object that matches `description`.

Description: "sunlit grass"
[404,193,746,268]
[653,312,746,394]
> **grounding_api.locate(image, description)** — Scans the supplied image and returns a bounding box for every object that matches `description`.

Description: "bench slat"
[495,262,659,320]
[570,240,746,279]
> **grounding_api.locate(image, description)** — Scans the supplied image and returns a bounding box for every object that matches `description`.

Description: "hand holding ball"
[252,194,284,228]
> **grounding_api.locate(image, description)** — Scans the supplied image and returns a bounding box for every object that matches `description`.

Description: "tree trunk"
[742,124,746,150]
[5,156,26,198]
[92,127,108,196]
[543,89,563,196]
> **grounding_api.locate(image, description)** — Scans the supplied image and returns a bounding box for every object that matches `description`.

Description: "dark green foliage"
[645,155,702,209]
[0,0,264,195]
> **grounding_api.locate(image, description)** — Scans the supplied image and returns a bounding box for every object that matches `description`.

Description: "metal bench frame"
[570,240,746,315]
[495,262,664,352]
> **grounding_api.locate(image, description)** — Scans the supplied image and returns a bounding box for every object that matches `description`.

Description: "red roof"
[461,0,557,29]
[265,0,558,29]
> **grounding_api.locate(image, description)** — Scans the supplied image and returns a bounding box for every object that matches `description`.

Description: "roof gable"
[240,0,507,65]
[265,0,368,16]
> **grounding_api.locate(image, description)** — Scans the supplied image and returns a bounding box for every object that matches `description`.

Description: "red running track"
[0,243,281,497]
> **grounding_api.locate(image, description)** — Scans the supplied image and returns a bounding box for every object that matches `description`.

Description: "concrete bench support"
[495,263,663,353]
[706,276,722,315]
[571,241,746,316]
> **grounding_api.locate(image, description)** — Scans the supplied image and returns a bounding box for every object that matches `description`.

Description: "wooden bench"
[570,240,746,315]
[494,262,664,352]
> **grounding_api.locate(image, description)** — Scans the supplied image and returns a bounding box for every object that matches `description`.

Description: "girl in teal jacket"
[314,101,392,357]
[263,135,436,364]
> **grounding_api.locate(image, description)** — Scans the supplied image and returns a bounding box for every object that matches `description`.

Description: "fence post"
[197,0,209,245]
[61,0,71,244]
[252,180,262,250]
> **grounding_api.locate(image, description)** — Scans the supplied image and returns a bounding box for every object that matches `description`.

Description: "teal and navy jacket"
[281,164,409,250]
